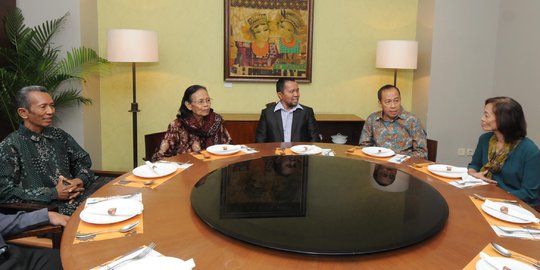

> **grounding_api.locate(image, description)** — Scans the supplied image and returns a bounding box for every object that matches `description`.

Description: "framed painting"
[220,156,308,218]
[224,0,314,82]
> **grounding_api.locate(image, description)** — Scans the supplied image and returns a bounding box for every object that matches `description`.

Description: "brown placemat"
[470,196,540,233]
[73,196,144,244]
[190,150,246,161]
[409,165,456,184]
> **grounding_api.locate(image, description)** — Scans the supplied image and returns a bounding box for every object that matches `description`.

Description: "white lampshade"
[107,29,159,62]
[376,40,418,70]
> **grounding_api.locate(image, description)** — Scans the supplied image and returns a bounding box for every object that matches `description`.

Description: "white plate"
[476,257,534,270]
[290,145,323,155]
[481,201,536,224]
[361,147,395,157]
[80,199,143,224]
[427,164,468,178]
[117,256,191,270]
[206,144,242,155]
[132,163,177,178]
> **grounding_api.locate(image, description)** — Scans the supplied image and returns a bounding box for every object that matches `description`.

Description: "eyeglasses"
[192,98,212,105]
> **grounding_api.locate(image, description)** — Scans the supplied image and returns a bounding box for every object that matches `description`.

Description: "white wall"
[493,1,540,143]
[425,0,501,166]
[17,0,85,146]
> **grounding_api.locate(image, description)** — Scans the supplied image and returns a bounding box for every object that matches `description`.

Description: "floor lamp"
[107,29,159,168]
[376,40,418,87]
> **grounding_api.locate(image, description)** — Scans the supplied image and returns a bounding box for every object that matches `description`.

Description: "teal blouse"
[468,132,540,206]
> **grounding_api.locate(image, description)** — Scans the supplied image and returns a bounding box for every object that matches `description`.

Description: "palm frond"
[31,13,68,54]
[58,47,108,77]
[0,8,103,129]
[52,88,92,108]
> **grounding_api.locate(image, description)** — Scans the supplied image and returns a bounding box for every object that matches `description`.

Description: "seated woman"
[151,85,232,161]
[468,97,540,206]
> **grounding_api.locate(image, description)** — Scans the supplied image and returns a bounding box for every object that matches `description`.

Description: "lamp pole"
[129,62,140,168]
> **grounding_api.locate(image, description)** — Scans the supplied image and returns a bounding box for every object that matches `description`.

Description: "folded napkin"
[429,166,468,174]
[492,225,540,240]
[240,145,258,154]
[85,205,142,217]
[157,161,193,170]
[485,199,540,223]
[321,149,335,156]
[388,154,410,164]
[449,174,489,189]
[479,252,507,270]
[86,193,142,205]
[95,245,196,270]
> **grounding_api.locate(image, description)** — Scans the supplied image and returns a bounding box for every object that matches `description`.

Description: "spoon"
[75,221,140,241]
[491,242,540,268]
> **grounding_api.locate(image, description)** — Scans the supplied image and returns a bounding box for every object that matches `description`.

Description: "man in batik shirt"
[359,85,428,159]
[0,86,94,215]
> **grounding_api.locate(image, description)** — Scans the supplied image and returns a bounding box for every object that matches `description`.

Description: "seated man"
[255,78,320,143]
[359,85,428,158]
[0,86,94,215]
[0,209,69,270]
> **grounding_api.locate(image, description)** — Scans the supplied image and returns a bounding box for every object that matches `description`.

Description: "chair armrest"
[92,170,125,178]
[0,202,57,214]
[4,224,63,240]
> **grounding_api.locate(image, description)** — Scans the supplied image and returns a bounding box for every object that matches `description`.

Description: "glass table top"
[191,155,448,255]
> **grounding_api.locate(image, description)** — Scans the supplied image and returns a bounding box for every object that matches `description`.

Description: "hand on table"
[468,169,497,184]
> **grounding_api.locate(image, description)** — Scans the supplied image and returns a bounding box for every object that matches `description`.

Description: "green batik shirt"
[0,124,94,215]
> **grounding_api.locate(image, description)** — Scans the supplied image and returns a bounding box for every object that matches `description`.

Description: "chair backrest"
[427,139,438,162]
[145,132,166,161]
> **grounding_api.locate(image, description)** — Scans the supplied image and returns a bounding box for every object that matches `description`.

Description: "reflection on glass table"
[191,156,448,255]
[220,156,308,218]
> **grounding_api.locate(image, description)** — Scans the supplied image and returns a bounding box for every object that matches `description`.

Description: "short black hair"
[177,85,207,119]
[485,96,527,143]
[276,77,296,93]
[16,85,49,110]
[377,84,401,101]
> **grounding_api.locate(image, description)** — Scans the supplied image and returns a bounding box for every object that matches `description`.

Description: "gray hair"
[16,85,49,110]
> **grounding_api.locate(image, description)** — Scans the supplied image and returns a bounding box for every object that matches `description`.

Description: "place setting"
[470,194,540,240]
[274,144,335,156]
[463,242,540,270]
[114,161,184,189]
[74,193,144,244]
[191,144,254,161]
[410,163,488,188]
[346,146,412,163]
[92,242,196,270]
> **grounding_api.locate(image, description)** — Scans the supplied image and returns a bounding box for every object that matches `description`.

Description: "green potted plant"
[0,8,107,133]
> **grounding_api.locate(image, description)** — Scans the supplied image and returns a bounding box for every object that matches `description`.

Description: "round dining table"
[60,143,540,269]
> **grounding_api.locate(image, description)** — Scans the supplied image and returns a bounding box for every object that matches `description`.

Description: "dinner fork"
[107,242,156,269]
[494,225,540,235]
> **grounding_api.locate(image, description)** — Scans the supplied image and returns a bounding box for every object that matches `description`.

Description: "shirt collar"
[18,124,53,142]
[274,101,303,112]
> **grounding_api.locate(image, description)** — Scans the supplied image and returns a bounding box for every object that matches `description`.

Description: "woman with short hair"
[468,96,540,206]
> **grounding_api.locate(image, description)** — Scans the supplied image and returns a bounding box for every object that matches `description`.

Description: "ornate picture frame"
[224,0,314,82]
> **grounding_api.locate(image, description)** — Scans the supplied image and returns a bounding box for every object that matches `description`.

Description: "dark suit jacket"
[255,103,321,143]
